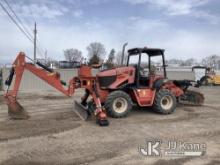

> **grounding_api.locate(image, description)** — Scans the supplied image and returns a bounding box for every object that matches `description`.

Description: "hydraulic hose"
[5,67,14,86]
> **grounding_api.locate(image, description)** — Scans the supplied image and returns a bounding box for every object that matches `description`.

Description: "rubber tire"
[153,89,177,114]
[105,90,132,118]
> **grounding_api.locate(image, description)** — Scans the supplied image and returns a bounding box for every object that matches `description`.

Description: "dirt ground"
[0,87,220,165]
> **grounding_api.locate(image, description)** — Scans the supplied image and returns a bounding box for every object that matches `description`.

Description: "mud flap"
[7,101,29,120]
[73,101,89,121]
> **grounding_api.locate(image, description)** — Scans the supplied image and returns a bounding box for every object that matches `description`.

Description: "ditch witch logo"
[139,140,206,157]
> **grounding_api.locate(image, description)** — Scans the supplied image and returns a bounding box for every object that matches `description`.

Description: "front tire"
[153,89,177,114]
[105,90,132,118]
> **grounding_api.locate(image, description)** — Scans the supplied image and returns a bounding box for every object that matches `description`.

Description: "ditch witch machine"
[4,47,204,126]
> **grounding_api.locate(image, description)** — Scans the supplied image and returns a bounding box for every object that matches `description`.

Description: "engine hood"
[96,66,135,89]
[97,66,135,77]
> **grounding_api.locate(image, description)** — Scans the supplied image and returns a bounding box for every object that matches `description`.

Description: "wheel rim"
[113,97,128,113]
[160,95,173,110]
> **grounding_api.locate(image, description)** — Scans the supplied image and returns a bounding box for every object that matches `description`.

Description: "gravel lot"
[0,87,220,165]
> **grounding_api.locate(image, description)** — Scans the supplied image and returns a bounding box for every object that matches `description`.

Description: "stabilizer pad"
[96,119,109,127]
[73,101,89,121]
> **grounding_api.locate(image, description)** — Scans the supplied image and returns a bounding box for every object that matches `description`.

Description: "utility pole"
[33,22,37,64]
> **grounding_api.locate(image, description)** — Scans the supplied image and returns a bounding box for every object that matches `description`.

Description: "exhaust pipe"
[121,42,128,66]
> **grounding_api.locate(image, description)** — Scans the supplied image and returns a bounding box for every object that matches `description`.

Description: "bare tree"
[115,51,128,66]
[167,58,197,66]
[64,48,83,62]
[201,55,220,69]
[115,51,122,66]
[87,42,106,65]
[186,58,197,66]
[167,59,183,65]
[105,49,115,68]
[44,57,58,68]
[181,58,197,66]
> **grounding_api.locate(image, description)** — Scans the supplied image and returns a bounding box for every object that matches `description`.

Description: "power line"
[22,2,47,58]
[0,0,34,43]
[0,0,44,57]
[3,0,34,41]
[0,1,33,42]
[0,0,47,59]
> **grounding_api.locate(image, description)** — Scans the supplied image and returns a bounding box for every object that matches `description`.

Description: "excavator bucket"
[6,99,29,119]
[73,101,89,121]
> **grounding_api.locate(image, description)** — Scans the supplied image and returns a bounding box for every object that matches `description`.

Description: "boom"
[4,52,109,126]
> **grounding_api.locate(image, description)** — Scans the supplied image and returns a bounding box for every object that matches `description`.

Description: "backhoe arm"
[5,52,75,97]
[4,52,75,119]
[4,52,109,126]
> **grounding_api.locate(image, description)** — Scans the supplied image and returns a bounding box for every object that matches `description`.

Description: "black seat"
[133,64,149,87]
[139,76,149,86]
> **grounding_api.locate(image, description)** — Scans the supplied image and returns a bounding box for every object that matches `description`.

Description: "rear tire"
[153,89,177,114]
[105,90,132,118]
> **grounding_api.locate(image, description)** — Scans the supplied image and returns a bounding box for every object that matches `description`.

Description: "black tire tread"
[153,89,177,115]
[105,90,132,118]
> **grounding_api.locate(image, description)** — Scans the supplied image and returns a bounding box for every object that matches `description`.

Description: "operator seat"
[134,65,149,86]
[139,70,149,86]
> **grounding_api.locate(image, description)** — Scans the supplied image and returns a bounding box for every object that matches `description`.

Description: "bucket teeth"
[7,101,29,120]
[73,101,89,121]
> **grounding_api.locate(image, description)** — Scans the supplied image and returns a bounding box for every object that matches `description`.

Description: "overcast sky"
[0,0,220,63]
